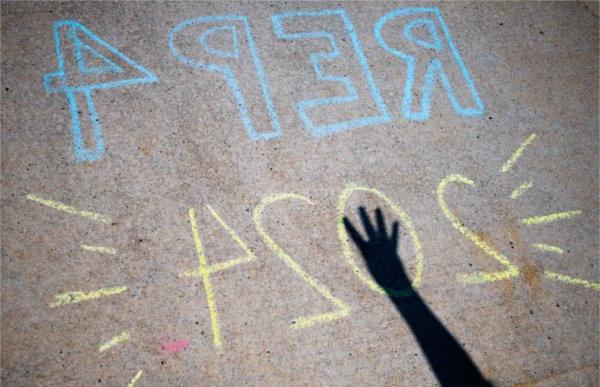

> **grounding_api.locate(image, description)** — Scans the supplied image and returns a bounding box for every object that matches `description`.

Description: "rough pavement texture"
[1,1,598,385]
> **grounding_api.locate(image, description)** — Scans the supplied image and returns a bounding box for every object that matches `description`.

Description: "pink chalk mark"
[161,339,190,354]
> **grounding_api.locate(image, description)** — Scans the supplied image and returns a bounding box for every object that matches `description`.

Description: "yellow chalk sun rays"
[500,134,597,290]
[27,194,144,384]
[438,133,598,290]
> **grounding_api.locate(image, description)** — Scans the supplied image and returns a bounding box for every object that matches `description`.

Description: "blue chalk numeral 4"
[44,20,158,162]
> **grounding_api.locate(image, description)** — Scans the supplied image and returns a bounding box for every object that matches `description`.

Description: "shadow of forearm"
[343,210,490,386]
[390,293,491,387]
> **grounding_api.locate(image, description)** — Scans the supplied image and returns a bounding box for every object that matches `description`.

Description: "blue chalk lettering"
[198,25,240,59]
[403,18,442,51]
[169,15,281,141]
[272,9,390,137]
[74,34,124,75]
[67,89,105,161]
[374,8,484,121]
[43,20,158,162]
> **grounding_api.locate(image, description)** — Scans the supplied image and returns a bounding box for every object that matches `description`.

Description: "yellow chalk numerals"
[437,174,519,284]
[183,206,257,348]
[254,193,350,328]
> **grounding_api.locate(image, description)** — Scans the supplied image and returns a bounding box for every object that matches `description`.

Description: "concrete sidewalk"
[1,1,598,385]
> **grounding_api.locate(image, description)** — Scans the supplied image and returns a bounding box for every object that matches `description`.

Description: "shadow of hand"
[344,207,491,386]
[343,207,413,296]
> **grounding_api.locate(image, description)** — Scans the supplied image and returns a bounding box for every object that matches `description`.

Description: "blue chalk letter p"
[375,8,484,121]
[169,16,281,141]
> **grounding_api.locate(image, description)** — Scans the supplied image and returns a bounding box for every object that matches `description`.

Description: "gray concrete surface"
[1,1,599,385]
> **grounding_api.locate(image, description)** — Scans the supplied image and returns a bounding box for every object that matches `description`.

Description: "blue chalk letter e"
[272,9,390,137]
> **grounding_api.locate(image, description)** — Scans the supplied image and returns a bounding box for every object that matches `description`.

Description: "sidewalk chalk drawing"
[45,8,485,161]
[168,15,282,141]
[44,20,157,162]
[375,8,484,121]
[272,9,391,136]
